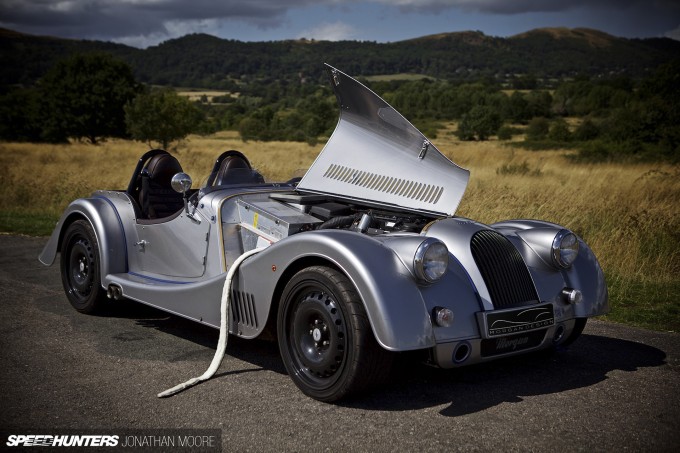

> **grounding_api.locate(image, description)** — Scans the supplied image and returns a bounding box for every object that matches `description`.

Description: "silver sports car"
[40,64,608,402]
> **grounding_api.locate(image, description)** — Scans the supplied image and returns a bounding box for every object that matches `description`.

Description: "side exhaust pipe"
[106,285,123,300]
[452,341,471,364]
[553,324,566,343]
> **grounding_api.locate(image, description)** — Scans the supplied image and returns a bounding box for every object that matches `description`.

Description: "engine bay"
[236,192,436,252]
[271,192,434,232]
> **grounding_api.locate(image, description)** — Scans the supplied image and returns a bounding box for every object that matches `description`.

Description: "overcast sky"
[1,0,679,48]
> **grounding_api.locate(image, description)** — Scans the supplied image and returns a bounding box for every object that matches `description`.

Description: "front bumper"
[431,317,581,368]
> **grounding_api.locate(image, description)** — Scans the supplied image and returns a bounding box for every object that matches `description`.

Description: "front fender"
[492,219,609,318]
[238,230,434,351]
[39,195,128,283]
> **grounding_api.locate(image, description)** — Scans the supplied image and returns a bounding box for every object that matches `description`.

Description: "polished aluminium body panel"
[298,65,470,217]
[134,216,210,278]
[39,194,128,277]
[103,186,288,327]
[424,217,609,368]
[425,217,609,321]
[234,229,436,350]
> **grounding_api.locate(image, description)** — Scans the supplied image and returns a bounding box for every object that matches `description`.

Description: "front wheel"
[60,220,107,314]
[278,266,392,402]
[561,318,587,348]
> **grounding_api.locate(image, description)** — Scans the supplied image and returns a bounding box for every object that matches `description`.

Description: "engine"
[237,192,435,252]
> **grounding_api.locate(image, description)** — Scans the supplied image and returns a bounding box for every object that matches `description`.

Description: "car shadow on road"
[69,300,668,415]
[340,334,667,416]
[101,299,288,373]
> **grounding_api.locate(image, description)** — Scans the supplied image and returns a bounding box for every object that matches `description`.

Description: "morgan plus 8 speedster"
[40,65,608,402]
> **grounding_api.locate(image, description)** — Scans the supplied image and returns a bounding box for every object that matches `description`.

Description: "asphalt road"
[1,234,678,452]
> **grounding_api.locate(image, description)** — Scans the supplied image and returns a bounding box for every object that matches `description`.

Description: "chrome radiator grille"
[470,230,538,309]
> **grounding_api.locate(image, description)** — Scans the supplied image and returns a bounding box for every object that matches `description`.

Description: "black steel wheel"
[60,220,107,313]
[278,266,392,402]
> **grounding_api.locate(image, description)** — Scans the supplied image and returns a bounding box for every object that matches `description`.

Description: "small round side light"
[433,307,454,327]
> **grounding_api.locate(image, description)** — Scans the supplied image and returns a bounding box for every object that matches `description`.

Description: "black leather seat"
[138,153,185,219]
[209,150,265,186]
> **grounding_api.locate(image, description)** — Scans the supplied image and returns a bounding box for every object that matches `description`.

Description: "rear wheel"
[60,220,107,313]
[278,266,392,402]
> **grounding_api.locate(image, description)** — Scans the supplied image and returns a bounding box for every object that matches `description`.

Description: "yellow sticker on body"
[253,212,259,228]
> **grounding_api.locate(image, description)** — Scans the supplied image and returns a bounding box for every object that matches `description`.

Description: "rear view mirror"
[171,172,192,194]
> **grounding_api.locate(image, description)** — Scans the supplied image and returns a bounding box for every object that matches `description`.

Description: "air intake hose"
[157,247,264,397]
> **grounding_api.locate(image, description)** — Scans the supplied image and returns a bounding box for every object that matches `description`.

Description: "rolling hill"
[1,26,678,88]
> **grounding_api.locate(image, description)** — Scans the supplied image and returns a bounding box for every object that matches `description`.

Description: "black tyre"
[561,318,587,348]
[278,266,392,402]
[60,220,107,314]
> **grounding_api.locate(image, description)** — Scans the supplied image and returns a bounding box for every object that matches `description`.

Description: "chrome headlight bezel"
[551,229,579,269]
[414,238,449,283]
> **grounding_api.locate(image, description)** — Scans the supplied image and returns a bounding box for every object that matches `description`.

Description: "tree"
[39,53,141,144]
[497,125,515,141]
[526,117,550,141]
[638,60,680,159]
[525,90,553,118]
[548,118,572,142]
[456,105,501,141]
[574,118,600,141]
[125,88,204,149]
[507,91,531,124]
[512,74,537,90]
[0,88,48,142]
[238,117,267,142]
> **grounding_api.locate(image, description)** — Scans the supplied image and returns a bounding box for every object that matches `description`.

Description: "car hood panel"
[297,64,469,217]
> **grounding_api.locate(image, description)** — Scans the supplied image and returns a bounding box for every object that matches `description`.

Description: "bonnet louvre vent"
[323,163,444,205]
[470,230,539,309]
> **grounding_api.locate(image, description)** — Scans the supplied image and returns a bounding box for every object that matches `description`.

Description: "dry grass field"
[1,128,678,331]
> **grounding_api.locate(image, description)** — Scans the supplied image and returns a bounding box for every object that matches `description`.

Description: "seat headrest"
[220,155,251,171]
[214,155,258,186]
[144,153,183,185]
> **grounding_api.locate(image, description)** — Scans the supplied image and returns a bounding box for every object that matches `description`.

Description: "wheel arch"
[39,197,128,286]
[263,255,344,340]
[240,230,435,351]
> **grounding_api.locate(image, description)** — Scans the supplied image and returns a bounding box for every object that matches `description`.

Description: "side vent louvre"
[323,163,444,205]
[470,230,539,309]
[231,290,258,328]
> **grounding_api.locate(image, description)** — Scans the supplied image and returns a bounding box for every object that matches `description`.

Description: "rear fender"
[237,230,434,351]
[38,196,127,283]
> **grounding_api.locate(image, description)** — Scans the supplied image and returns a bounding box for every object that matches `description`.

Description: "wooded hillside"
[2,27,679,89]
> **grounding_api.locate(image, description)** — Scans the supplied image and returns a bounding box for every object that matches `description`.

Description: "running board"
[104,272,225,328]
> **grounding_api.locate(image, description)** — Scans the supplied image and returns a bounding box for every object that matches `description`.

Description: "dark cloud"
[1,0,679,46]
[381,0,678,15]
[0,0,316,43]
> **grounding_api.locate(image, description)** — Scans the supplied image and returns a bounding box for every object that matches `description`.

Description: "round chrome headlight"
[552,229,579,268]
[414,239,449,283]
